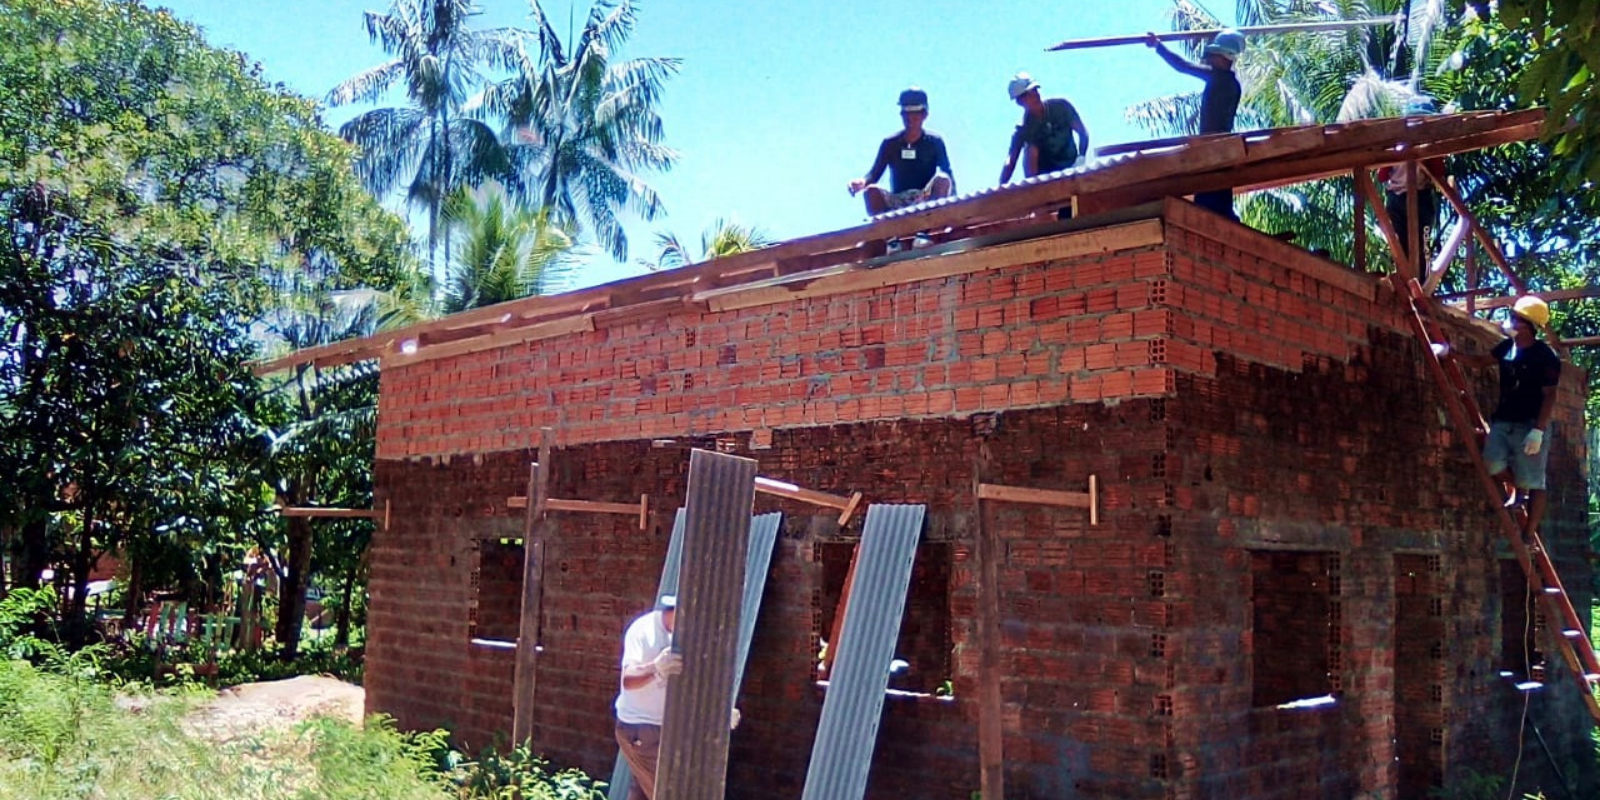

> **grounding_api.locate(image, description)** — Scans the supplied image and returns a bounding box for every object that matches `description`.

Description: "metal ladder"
[1401,278,1600,723]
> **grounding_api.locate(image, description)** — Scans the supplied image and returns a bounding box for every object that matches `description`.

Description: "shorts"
[1483,420,1549,491]
[879,172,953,210]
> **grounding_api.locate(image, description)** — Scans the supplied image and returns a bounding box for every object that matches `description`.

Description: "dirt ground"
[183,674,365,743]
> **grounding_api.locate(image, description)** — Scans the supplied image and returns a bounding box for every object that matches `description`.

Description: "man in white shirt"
[614,595,682,800]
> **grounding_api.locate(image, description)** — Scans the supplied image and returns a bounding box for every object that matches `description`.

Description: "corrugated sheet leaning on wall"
[608,509,782,800]
[800,504,928,800]
[656,450,758,800]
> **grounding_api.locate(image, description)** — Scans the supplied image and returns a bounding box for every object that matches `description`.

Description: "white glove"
[651,649,683,678]
[1430,342,1450,358]
[730,707,741,730]
[1523,428,1544,456]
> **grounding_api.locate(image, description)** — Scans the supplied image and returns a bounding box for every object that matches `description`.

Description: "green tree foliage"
[0,0,413,651]
[328,0,522,269]
[440,188,578,313]
[253,293,384,660]
[1495,0,1600,181]
[485,0,680,261]
[638,217,773,271]
[0,195,262,638]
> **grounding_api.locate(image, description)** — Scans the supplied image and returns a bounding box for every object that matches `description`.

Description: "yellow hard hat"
[1512,295,1550,329]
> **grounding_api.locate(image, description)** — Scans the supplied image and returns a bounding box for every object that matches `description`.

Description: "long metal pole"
[1047,17,1400,52]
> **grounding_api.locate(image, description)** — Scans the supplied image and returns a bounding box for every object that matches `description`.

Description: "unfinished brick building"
[267,110,1595,799]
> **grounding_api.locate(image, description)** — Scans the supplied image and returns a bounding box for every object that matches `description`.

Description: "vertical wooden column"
[1352,170,1367,273]
[1405,160,1422,280]
[973,449,1005,800]
[511,428,553,745]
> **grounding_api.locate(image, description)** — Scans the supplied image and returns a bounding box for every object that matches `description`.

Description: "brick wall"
[366,202,1596,800]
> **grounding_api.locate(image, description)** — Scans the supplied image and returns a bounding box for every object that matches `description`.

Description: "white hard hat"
[1007,72,1040,100]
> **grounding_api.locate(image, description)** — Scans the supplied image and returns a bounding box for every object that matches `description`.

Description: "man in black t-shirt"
[1446,296,1561,537]
[849,87,955,217]
[1000,72,1090,184]
[1147,30,1244,220]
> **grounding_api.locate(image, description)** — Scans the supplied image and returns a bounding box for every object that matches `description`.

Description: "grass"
[0,656,444,800]
[0,656,604,800]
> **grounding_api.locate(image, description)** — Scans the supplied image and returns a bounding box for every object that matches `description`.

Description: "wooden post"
[1465,244,1478,316]
[1420,162,1528,294]
[512,428,553,746]
[1352,170,1367,273]
[821,548,859,679]
[1355,170,1408,273]
[972,453,1006,800]
[1405,160,1422,282]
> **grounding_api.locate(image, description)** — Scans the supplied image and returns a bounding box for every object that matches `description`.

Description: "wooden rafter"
[252,110,1546,375]
[1421,162,1528,294]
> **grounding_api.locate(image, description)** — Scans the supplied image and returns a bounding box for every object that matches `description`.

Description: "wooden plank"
[1095,125,1291,158]
[709,218,1167,314]
[976,482,1092,508]
[277,507,381,519]
[1422,162,1528,294]
[1356,170,1409,272]
[1405,160,1422,278]
[254,109,1543,375]
[542,498,642,516]
[972,456,1005,800]
[1467,287,1600,310]
[385,314,597,369]
[754,477,855,512]
[821,545,859,679]
[1083,114,1541,213]
[511,430,553,746]
[1046,17,1399,52]
[1353,171,1368,272]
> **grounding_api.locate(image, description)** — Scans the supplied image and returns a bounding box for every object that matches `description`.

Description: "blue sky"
[154,0,1234,287]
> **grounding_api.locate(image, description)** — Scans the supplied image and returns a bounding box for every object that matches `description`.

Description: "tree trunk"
[124,553,143,626]
[65,523,94,646]
[275,516,314,661]
[334,557,357,649]
[16,518,48,590]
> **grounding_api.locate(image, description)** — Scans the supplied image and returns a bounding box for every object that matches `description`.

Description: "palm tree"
[640,217,773,271]
[1127,0,1458,263]
[483,0,680,261]
[441,187,578,312]
[327,0,522,270]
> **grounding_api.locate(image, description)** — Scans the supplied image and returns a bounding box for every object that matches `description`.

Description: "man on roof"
[1147,29,1244,220]
[999,72,1090,185]
[1442,296,1562,541]
[849,87,955,218]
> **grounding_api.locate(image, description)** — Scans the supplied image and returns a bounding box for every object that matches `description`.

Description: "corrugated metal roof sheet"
[656,450,759,800]
[608,507,779,800]
[873,152,1143,220]
[733,512,782,697]
[800,504,927,800]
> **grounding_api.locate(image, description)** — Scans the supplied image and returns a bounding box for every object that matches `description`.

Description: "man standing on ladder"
[1443,297,1561,539]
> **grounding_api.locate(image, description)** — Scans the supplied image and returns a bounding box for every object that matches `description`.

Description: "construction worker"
[1442,297,1561,539]
[848,87,955,222]
[1146,29,1244,220]
[999,72,1090,184]
[613,594,681,800]
[1378,99,1446,278]
[612,594,739,800]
